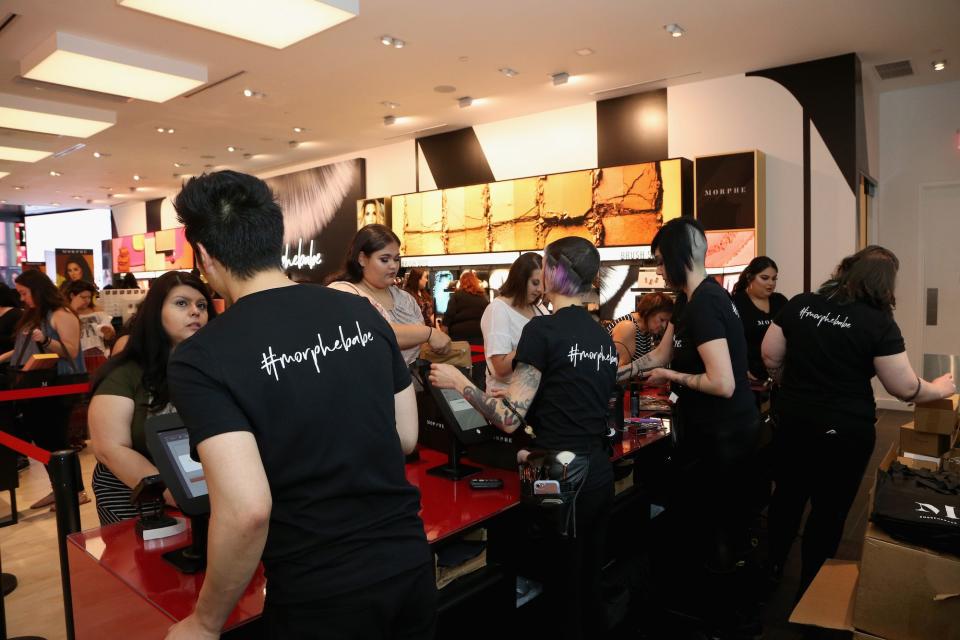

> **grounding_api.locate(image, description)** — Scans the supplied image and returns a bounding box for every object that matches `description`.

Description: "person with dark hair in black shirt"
[732,256,788,381]
[431,236,617,640]
[619,217,759,631]
[166,171,434,640]
[762,245,955,598]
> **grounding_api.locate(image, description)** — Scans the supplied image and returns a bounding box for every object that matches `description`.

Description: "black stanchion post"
[48,449,80,640]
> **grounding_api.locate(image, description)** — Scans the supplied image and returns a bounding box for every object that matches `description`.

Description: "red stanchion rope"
[0,382,90,403]
[0,430,51,465]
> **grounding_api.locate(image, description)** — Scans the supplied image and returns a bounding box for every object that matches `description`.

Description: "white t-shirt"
[480,297,547,393]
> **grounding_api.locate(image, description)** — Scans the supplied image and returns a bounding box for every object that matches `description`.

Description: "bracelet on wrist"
[41,336,52,347]
[904,376,922,403]
[428,326,433,342]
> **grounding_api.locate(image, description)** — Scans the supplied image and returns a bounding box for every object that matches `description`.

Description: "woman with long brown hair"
[762,245,956,597]
[402,267,435,327]
[0,269,87,509]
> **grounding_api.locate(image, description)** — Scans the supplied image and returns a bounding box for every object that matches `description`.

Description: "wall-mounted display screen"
[387,159,688,256]
[112,227,194,273]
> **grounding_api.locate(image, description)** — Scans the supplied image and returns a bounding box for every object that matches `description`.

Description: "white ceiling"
[0,0,956,209]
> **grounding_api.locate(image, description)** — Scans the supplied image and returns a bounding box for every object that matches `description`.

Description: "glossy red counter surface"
[67,447,521,638]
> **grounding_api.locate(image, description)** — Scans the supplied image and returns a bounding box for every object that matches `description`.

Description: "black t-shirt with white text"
[168,284,430,605]
[670,279,757,433]
[733,289,788,380]
[515,305,618,490]
[773,292,905,424]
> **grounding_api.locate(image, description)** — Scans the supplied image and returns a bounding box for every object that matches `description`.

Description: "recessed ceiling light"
[380,101,399,109]
[173,162,188,168]
[293,126,304,133]
[498,67,518,78]
[13,186,23,190]
[0,92,115,138]
[457,96,473,108]
[383,115,396,126]
[93,151,102,158]
[243,88,254,97]
[133,174,141,181]
[20,32,207,103]
[392,39,405,49]
[380,35,394,46]
[50,202,60,206]
[117,0,360,49]
[932,60,947,71]
[0,145,53,163]
[575,48,594,57]
[664,23,685,38]
[157,127,166,133]
[167,128,175,134]
[49,170,62,177]
[72,195,81,200]
[227,146,236,152]
[551,72,570,86]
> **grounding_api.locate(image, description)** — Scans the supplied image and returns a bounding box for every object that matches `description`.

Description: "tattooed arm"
[761,322,786,384]
[643,338,736,398]
[617,322,675,382]
[429,362,542,434]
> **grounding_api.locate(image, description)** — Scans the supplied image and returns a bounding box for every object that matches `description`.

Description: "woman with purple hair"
[430,236,617,639]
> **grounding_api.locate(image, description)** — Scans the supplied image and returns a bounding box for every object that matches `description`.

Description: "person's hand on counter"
[164,614,220,640]
[428,326,452,354]
[931,372,956,398]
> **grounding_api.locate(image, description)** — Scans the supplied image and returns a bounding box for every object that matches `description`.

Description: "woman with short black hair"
[762,245,955,597]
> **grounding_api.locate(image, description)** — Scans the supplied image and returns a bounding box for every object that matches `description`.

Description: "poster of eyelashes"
[265,158,366,282]
[388,158,687,256]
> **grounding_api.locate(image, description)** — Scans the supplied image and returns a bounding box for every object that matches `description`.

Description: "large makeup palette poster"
[112,228,194,273]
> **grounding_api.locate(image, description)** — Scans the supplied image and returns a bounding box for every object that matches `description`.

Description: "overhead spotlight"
[93,151,102,158]
[166,128,174,134]
[293,126,304,133]
[458,96,473,108]
[227,145,236,152]
[498,67,518,78]
[50,202,60,206]
[173,162,184,167]
[575,48,594,56]
[243,88,254,97]
[932,60,947,71]
[381,101,399,109]
[49,170,61,177]
[551,72,570,86]
[72,195,81,200]
[13,186,22,190]
[383,115,396,126]
[156,127,165,132]
[380,35,393,46]
[393,39,405,49]
[664,23,685,38]
[133,174,141,181]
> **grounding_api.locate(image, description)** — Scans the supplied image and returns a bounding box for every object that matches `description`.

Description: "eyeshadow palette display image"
[388,159,687,256]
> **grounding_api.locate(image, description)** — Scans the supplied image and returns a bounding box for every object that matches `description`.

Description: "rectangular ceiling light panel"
[0,93,115,138]
[21,33,207,103]
[0,145,53,162]
[117,0,360,49]
[0,172,9,179]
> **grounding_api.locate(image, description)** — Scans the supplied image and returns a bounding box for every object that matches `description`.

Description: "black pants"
[20,395,84,490]
[528,480,614,640]
[767,413,875,596]
[262,561,436,640]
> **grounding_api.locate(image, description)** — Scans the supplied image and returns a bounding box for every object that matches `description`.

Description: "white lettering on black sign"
[260,321,374,381]
[281,239,324,270]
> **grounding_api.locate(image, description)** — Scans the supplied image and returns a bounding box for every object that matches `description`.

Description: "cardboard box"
[853,523,960,640]
[897,454,940,472]
[899,421,953,458]
[915,394,959,435]
[789,559,857,631]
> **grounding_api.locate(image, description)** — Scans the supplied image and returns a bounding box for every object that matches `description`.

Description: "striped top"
[608,313,655,362]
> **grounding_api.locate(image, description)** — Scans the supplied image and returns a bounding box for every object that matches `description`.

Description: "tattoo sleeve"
[460,363,541,433]
[617,352,658,383]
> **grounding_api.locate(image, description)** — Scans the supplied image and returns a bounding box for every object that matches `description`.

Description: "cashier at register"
[166,171,434,640]
[430,236,618,640]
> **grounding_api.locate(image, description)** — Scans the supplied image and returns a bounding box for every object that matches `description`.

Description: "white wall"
[809,123,856,286]
[876,79,960,408]
[668,74,806,298]
[25,209,113,287]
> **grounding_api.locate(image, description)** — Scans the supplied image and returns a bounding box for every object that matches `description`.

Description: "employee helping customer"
[430,236,618,639]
